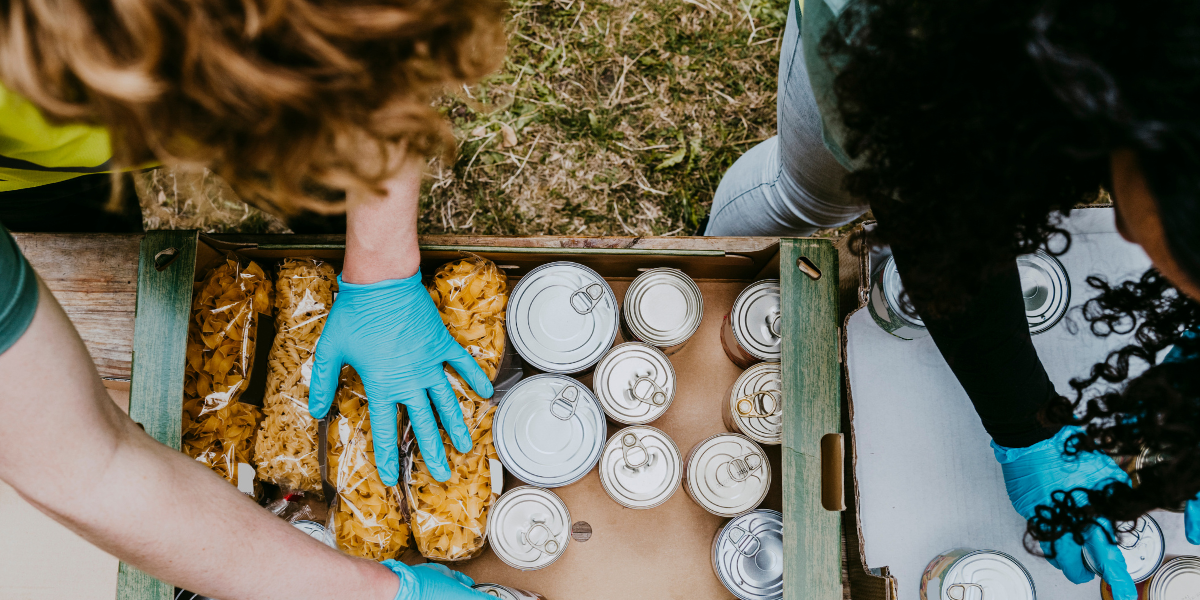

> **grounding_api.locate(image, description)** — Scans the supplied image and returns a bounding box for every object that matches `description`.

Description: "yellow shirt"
[0,82,113,192]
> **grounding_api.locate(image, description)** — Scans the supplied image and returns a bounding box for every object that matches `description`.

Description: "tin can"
[507,261,619,374]
[493,374,606,488]
[712,509,784,600]
[721,280,782,368]
[1017,249,1070,335]
[292,519,336,549]
[592,342,676,425]
[487,486,571,571]
[471,583,549,600]
[868,255,928,341]
[598,425,682,509]
[919,549,1036,600]
[1129,447,1187,512]
[724,363,783,446]
[684,433,771,517]
[621,268,704,355]
[1146,555,1200,600]
[1083,516,1165,584]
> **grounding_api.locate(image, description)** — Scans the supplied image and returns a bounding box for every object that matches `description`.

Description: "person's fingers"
[1050,534,1095,584]
[1086,525,1136,600]
[1187,494,1200,545]
[445,346,494,399]
[307,337,343,419]
[366,399,402,486]
[404,390,453,483]
[429,376,472,453]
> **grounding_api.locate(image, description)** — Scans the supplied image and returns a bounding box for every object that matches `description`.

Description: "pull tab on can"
[570,283,605,314]
[736,390,781,419]
[620,432,651,469]
[947,583,984,600]
[521,519,560,556]
[550,385,580,421]
[767,313,782,339]
[724,453,764,483]
[726,525,762,558]
[630,375,668,406]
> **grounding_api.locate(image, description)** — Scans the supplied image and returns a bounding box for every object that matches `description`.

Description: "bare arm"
[0,279,399,600]
[341,158,424,285]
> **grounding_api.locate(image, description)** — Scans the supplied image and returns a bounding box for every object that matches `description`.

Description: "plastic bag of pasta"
[327,367,411,560]
[181,255,273,491]
[426,254,508,380]
[253,258,338,493]
[400,254,507,561]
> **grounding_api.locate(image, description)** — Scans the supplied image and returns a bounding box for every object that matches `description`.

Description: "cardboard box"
[839,208,1196,600]
[98,232,846,600]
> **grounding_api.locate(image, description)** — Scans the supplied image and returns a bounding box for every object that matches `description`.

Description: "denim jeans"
[704,0,868,236]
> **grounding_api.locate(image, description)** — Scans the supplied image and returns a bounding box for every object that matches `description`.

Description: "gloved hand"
[382,560,491,600]
[309,272,494,484]
[993,426,1136,600]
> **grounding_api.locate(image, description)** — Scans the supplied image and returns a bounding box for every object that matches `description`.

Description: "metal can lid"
[487,486,571,571]
[507,261,619,374]
[624,268,704,347]
[1083,516,1165,583]
[686,433,771,517]
[494,374,606,487]
[1017,250,1070,335]
[471,584,520,600]
[941,550,1036,600]
[729,280,782,362]
[713,509,784,600]
[729,363,783,445]
[593,343,676,424]
[1149,555,1200,600]
[292,520,336,549]
[879,257,925,328]
[598,425,682,509]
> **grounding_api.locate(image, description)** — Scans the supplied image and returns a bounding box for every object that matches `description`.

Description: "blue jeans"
[705,0,867,236]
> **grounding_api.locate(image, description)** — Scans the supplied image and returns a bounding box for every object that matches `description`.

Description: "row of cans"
[869,250,1071,340]
[507,261,782,373]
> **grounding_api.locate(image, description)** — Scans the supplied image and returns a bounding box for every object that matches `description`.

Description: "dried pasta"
[181,256,273,487]
[427,255,508,380]
[327,368,411,560]
[253,258,337,492]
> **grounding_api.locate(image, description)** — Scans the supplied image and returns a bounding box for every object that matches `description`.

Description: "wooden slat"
[781,238,842,600]
[13,233,142,379]
[117,230,198,600]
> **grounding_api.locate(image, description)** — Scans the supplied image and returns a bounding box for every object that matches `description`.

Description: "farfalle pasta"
[327,368,411,560]
[181,256,273,488]
[427,255,508,380]
[253,258,337,492]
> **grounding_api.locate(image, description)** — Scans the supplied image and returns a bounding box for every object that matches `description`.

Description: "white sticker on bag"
[237,462,256,495]
[300,356,314,387]
[490,459,504,497]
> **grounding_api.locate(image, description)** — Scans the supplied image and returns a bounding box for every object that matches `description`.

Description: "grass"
[138,0,793,236]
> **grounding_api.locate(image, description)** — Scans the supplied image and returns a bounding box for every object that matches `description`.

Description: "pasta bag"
[327,367,411,560]
[181,255,273,489]
[253,258,338,492]
[427,254,508,380]
[402,369,498,561]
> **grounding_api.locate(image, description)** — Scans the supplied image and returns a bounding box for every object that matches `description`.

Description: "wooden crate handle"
[820,433,846,511]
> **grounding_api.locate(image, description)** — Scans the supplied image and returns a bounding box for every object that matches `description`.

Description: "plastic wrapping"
[253,258,338,492]
[181,255,273,488]
[427,254,508,380]
[402,254,507,561]
[327,367,411,560]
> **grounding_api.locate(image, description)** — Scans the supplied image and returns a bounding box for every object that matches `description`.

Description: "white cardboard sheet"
[845,208,1194,599]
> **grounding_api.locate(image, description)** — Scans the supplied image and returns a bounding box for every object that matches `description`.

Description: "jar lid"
[487,486,571,571]
[686,433,770,517]
[494,374,606,487]
[712,509,784,600]
[598,426,682,509]
[729,363,783,445]
[623,268,704,347]
[507,261,618,374]
[592,343,676,424]
[729,280,782,362]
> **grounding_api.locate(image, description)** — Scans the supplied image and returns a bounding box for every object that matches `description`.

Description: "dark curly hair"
[820,0,1200,551]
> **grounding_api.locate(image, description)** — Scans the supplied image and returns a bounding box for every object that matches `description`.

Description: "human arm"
[308,159,494,485]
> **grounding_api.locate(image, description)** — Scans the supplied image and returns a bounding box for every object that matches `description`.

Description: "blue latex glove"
[309,272,494,484]
[993,426,1136,600]
[382,560,491,600]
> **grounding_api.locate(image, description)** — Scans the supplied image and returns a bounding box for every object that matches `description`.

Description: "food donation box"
[841,207,1200,600]
[76,232,845,600]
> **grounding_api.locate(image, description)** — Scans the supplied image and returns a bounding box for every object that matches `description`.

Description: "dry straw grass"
[137,0,791,236]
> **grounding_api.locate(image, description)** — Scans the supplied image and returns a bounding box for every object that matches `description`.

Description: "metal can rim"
[486,486,572,571]
[1019,250,1071,335]
[728,363,783,445]
[937,549,1037,600]
[598,425,683,509]
[493,374,606,488]
[593,342,677,425]
[623,268,704,347]
[730,280,782,362]
[686,432,772,518]
[506,261,619,374]
[1081,515,1164,584]
[712,509,785,600]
